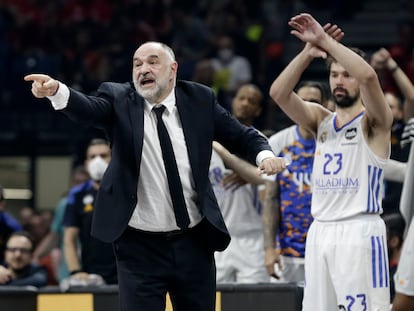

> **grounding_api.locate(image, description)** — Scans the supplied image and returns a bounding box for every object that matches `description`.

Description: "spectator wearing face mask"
[63,138,117,284]
[32,165,89,283]
[211,35,252,97]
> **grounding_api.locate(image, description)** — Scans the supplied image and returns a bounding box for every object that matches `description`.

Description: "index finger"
[23,74,50,83]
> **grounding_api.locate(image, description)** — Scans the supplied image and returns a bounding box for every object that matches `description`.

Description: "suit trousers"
[113,219,216,311]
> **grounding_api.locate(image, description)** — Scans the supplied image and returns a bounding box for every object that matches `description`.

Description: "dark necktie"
[153,105,190,230]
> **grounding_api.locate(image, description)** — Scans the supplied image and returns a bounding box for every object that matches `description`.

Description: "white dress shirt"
[128,90,203,231]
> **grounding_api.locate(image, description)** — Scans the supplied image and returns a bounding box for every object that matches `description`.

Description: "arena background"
[0,0,412,250]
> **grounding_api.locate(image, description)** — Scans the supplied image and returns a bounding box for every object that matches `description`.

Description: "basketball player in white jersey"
[263,81,330,284]
[269,13,393,310]
[209,84,269,283]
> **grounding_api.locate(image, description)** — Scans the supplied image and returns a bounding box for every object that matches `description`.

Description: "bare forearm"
[269,47,325,133]
[64,228,81,272]
[388,59,414,101]
[33,232,59,259]
[64,243,81,272]
[213,142,263,185]
[371,48,414,121]
[384,159,406,182]
[386,59,414,120]
[262,182,279,249]
[270,49,313,104]
[263,216,277,250]
[321,37,377,83]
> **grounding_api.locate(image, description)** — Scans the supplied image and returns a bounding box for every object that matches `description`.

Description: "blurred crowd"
[0,0,370,133]
[1,2,414,309]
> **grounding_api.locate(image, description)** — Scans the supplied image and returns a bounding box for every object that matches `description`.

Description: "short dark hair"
[7,231,35,251]
[238,83,264,106]
[383,213,406,241]
[72,164,88,176]
[296,80,330,104]
[326,47,366,71]
[88,138,110,148]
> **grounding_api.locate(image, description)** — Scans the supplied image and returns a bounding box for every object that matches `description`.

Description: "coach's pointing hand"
[24,74,59,98]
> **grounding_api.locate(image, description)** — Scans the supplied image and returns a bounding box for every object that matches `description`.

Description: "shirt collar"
[143,89,176,114]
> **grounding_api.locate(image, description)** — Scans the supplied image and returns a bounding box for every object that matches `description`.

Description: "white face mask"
[87,156,108,181]
[218,48,234,62]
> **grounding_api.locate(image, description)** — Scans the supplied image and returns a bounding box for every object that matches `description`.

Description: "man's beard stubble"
[332,88,359,108]
[134,69,172,103]
[134,80,164,103]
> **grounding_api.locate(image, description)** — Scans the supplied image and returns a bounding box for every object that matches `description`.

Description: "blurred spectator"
[371,48,410,162]
[192,59,215,87]
[59,25,104,93]
[25,212,56,285]
[63,138,117,285]
[388,21,414,92]
[0,0,409,140]
[211,35,252,97]
[0,185,22,260]
[170,3,213,80]
[206,2,258,69]
[392,214,414,310]
[391,46,414,310]
[0,5,13,108]
[371,47,413,213]
[209,84,269,283]
[24,212,50,246]
[40,210,54,229]
[192,58,232,111]
[305,0,361,20]
[19,206,34,229]
[0,231,47,287]
[373,21,414,98]
[60,0,113,26]
[33,165,89,283]
[383,91,408,213]
[382,213,406,301]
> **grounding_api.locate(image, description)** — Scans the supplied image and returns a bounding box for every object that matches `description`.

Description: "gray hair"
[138,41,176,63]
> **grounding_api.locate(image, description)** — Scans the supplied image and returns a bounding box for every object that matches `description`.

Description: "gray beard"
[134,82,162,103]
[138,88,162,103]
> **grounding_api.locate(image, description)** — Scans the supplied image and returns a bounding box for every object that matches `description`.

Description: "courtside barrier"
[0,282,303,311]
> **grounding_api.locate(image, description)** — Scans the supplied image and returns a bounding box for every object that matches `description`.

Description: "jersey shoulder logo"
[319,131,328,143]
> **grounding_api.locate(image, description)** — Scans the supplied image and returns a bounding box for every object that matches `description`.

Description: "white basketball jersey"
[312,112,388,221]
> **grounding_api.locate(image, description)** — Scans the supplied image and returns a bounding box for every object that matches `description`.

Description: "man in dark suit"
[24,41,286,311]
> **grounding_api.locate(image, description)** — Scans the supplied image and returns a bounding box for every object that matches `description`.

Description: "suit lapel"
[128,90,144,171]
[175,87,200,186]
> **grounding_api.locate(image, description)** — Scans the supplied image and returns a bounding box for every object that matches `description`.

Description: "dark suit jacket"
[61,80,272,251]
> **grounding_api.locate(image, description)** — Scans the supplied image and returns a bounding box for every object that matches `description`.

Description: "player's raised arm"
[270,22,343,135]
